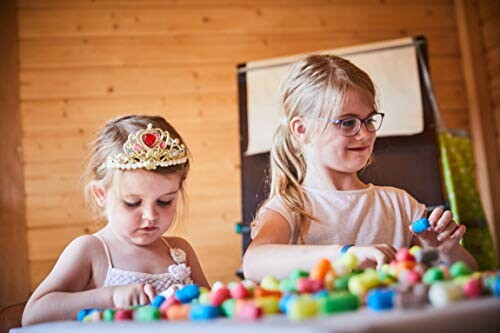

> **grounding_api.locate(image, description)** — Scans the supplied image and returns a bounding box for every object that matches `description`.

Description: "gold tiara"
[100,123,188,172]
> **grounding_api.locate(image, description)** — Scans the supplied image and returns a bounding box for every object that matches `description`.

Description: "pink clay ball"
[406,270,422,284]
[231,283,250,299]
[396,248,416,262]
[211,286,231,306]
[160,296,181,316]
[114,309,133,321]
[463,278,482,298]
[236,304,263,321]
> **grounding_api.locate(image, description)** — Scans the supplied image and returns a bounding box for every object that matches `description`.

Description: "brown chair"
[0,302,26,333]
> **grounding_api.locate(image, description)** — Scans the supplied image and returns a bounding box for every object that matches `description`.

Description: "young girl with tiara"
[243,55,477,281]
[22,115,209,325]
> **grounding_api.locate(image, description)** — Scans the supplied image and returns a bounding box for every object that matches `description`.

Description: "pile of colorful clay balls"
[78,246,500,322]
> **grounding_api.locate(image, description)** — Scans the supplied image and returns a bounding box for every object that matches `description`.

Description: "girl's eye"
[124,201,141,207]
[341,119,357,129]
[157,200,173,207]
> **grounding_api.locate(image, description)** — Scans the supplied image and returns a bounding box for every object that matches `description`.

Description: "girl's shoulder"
[55,234,107,270]
[163,236,191,248]
[371,184,414,198]
[163,236,197,264]
[65,234,102,255]
[371,185,425,209]
[261,194,287,210]
[163,236,195,255]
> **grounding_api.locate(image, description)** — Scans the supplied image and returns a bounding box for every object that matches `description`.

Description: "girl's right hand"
[112,283,156,308]
[347,244,396,269]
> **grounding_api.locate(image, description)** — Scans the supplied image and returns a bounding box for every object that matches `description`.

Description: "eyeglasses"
[330,113,385,137]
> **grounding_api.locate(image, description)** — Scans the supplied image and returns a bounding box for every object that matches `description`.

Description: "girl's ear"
[91,184,107,207]
[290,116,308,142]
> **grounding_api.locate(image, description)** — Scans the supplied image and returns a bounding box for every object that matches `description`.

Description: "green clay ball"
[221,299,236,318]
[102,309,115,322]
[318,292,359,314]
[334,273,354,290]
[450,261,472,279]
[279,278,297,293]
[134,306,161,322]
[289,269,309,280]
[423,267,445,284]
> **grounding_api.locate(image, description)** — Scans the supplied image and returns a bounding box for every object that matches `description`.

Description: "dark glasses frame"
[330,112,385,137]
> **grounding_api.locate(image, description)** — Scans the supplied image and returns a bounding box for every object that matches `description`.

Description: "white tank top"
[94,234,193,294]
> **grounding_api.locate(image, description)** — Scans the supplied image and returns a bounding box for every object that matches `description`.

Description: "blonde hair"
[255,54,377,243]
[81,115,190,227]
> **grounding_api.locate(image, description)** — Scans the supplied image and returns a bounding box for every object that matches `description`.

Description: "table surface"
[12,297,500,333]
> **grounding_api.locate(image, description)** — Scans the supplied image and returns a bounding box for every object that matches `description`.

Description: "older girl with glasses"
[243,55,476,281]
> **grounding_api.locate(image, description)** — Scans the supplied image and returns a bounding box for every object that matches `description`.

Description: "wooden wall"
[477,0,500,254]
[454,0,500,257]
[0,0,30,308]
[17,0,472,292]
[479,1,500,182]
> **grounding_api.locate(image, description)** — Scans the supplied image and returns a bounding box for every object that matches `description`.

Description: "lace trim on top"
[94,234,192,294]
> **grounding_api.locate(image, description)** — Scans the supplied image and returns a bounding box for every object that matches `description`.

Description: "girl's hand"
[411,207,466,254]
[347,244,397,269]
[112,283,156,308]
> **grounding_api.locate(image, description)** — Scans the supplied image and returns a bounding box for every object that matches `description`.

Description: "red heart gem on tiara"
[142,133,157,148]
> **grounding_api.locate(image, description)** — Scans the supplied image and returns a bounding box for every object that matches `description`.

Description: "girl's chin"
[131,238,157,246]
[341,159,370,171]
[129,233,159,245]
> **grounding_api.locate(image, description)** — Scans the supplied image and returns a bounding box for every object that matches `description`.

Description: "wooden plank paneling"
[29,259,56,291]
[486,45,500,77]
[479,0,500,256]
[19,33,461,69]
[18,5,457,38]
[481,13,500,49]
[20,94,237,130]
[441,107,471,129]
[20,65,234,100]
[434,83,469,109]
[478,0,500,22]
[17,0,454,9]
[0,0,30,307]
[456,0,500,259]
[27,225,96,261]
[492,74,500,106]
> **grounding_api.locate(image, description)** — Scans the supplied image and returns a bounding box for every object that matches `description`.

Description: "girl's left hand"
[410,207,466,254]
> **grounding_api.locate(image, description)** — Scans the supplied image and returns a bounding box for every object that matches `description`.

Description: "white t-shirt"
[251,184,426,248]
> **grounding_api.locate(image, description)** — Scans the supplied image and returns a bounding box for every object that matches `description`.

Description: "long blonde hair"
[81,115,190,226]
[255,54,377,243]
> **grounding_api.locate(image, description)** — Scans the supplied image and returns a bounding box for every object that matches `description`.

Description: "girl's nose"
[141,205,158,222]
[355,122,373,140]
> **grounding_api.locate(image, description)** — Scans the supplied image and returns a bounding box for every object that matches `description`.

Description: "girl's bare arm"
[22,235,115,325]
[242,210,339,281]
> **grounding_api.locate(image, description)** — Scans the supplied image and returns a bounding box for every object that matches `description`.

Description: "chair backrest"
[237,36,446,255]
[0,302,26,333]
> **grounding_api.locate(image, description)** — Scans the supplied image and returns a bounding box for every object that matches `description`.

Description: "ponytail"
[267,122,314,243]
